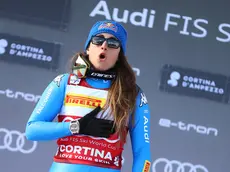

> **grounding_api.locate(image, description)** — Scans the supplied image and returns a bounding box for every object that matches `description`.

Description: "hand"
[78,106,115,138]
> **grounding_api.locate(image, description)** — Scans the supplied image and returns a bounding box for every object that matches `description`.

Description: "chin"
[94,66,110,71]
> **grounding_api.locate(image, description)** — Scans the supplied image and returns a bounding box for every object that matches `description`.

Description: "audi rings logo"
[152,158,209,172]
[0,128,37,154]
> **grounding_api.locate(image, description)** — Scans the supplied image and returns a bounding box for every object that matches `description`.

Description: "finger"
[86,106,101,117]
[99,126,116,133]
[98,125,114,131]
[100,131,114,138]
[98,121,114,128]
[108,127,116,134]
[96,133,110,138]
[89,131,109,138]
[110,127,116,134]
[94,118,113,125]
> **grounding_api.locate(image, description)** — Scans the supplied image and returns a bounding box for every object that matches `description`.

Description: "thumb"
[86,106,101,118]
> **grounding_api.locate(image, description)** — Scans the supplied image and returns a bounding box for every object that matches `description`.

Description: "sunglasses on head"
[91,36,120,49]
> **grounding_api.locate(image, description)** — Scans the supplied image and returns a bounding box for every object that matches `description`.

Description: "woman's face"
[86,33,121,71]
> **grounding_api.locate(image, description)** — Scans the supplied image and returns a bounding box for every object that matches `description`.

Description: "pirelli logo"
[142,160,151,172]
[65,94,106,108]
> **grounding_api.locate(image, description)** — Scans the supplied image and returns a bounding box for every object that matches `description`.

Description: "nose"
[100,41,108,50]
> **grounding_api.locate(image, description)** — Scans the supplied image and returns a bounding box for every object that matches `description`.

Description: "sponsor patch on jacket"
[68,74,81,85]
[65,94,106,108]
[142,160,151,172]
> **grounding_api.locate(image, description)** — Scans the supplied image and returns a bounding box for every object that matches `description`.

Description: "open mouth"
[99,53,106,60]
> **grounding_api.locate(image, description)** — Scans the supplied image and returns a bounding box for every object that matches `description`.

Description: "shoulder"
[52,73,70,87]
[135,84,148,108]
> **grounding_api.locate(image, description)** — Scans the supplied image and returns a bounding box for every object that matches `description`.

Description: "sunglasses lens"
[91,36,105,45]
[107,39,120,49]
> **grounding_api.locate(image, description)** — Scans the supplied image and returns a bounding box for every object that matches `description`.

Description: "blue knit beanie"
[84,20,127,54]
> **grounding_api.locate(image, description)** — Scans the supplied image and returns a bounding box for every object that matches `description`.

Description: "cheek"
[89,54,97,64]
[109,52,119,65]
[112,51,120,61]
[113,55,119,63]
[88,46,98,61]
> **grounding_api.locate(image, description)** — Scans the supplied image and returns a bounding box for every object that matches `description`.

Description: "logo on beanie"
[98,22,118,32]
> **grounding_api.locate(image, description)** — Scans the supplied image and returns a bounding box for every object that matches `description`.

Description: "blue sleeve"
[129,87,152,172]
[25,74,72,141]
